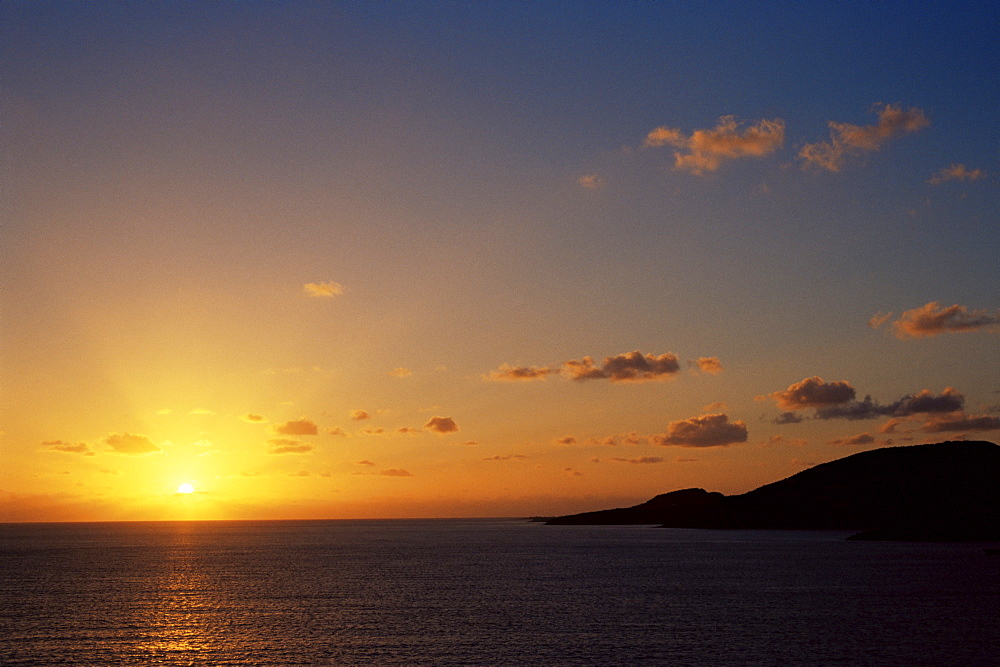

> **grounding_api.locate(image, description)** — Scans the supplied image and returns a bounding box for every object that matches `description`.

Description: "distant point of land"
[546,440,1000,541]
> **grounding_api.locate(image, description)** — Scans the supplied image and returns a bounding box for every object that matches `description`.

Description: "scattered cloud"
[483,454,529,461]
[459,440,478,446]
[928,163,985,185]
[578,173,605,189]
[876,302,1000,339]
[770,376,856,410]
[380,468,414,477]
[758,434,808,447]
[772,378,966,422]
[267,438,313,454]
[554,436,577,445]
[877,419,907,434]
[273,418,318,436]
[799,104,929,171]
[621,432,646,446]
[828,432,875,446]
[773,411,806,425]
[424,416,458,434]
[241,413,266,423]
[868,311,893,329]
[562,467,583,477]
[693,357,723,375]
[563,351,680,382]
[652,413,748,448]
[327,427,347,436]
[389,367,412,378]
[289,470,310,477]
[397,427,420,435]
[44,440,93,455]
[360,427,385,435]
[104,433,160,455]
[485,363,553,382]
[357,460,376,466]
[303,281,343,297]
[610,456,665,464]
[644,116,785,174]
[351,409,371,421]
[920,413,1000,433]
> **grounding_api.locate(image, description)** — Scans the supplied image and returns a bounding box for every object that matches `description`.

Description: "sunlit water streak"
[1,519,997,665]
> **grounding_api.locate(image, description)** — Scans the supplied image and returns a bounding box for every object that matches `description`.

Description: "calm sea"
[1,519,997,665]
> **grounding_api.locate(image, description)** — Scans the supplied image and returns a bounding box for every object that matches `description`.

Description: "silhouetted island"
[546,441,1000,541]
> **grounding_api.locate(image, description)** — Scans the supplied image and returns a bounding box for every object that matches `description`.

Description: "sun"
[177,483,195,494]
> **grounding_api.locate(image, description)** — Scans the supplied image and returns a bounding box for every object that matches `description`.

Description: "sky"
[2,1,998,522]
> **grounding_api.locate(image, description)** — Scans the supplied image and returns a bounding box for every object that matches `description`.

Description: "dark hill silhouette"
[547,441,1000,540]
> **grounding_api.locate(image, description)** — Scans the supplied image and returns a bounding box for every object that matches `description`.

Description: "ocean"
[1,519,997,665]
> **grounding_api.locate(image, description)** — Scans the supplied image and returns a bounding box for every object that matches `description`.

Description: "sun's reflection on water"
[131,522,228,662]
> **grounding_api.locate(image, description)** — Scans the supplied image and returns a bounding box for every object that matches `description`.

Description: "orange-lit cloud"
[562,467,583,477]
[644,116,785,174]
[563,350,680,382]
[389,367,412,378]
[267,438,312,454]
[771,377,965,421]
[273,418,318,435]
[303,281,343,297]
[621,432,646,446]
[770,376,856,410]
[327,427,347,436]
[827,432,875,446]
[877,419,906,434]
[652,413,748,447]
[485,363,554,382]
[928,163,985,184]
[241,413,266,423]
[867,311,893,329]
[380,468,414,477]
[610,456,665,464]
[357,460,376,466]
[44,440,93,455]
[578,173,605,189]
[877,302,1000,339]
[104,433,161,455]
[694,356,723,374]
[424,416,458,434]
[920,413,1000,433]
[360,427,385,435]
[397,427,420,435]
[483,454,529,461]
[351,409,371,421]
[555,436,577,445]
[799,104,929,171]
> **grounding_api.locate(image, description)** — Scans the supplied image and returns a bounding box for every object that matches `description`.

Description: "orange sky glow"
[2,3,997,522]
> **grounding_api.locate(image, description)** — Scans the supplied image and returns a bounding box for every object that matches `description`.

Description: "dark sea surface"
[1,519,998,666]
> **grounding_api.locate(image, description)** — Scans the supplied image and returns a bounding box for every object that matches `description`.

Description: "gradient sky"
[3,1,998,521]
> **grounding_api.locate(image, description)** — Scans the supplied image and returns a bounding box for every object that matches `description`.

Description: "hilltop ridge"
[546,441,1000,540]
